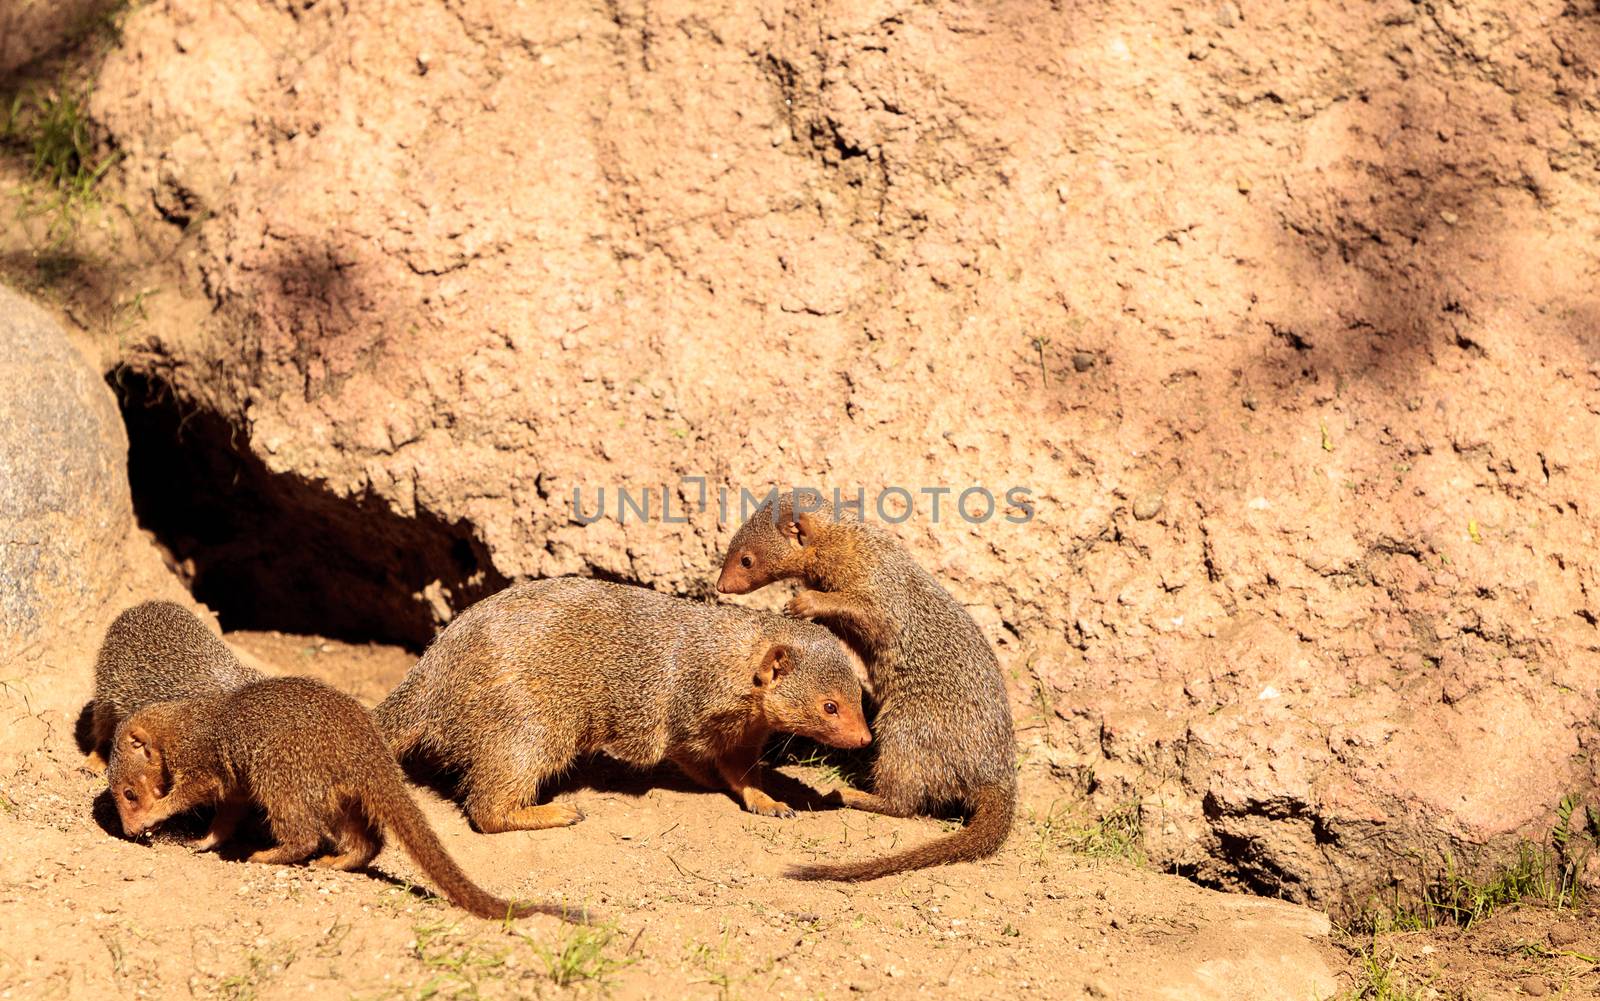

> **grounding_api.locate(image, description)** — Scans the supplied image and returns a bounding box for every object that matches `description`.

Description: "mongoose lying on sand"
[718,493,1016,881]
[86,600,262,770]
[109,676,568,920]
[374,577,871,833]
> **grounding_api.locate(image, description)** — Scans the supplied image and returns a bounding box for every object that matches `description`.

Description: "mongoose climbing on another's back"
[86,600,262,770]
[374,577,871,833]
[718,493,1017,881]
[109,676,572,921]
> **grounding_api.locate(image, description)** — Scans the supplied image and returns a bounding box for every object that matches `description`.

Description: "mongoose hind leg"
[493,803,586,833]
[830,787,916,817]
[463,756,584,834]
[669,754,722,791]
[311,805,382,871]
[248,835,324,866]
[249,808,324,865]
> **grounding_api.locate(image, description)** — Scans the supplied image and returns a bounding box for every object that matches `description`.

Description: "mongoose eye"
[823,701,838,715]
[121,788,137,802]
[740,554,754,569]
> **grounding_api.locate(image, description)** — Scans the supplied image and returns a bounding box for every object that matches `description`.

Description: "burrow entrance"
[110,369,507,649]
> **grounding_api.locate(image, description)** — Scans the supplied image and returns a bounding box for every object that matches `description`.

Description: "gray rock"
[0,285,132,654]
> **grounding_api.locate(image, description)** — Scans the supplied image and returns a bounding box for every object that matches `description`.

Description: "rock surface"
[0,0,110,78]
[0,286,133,657]
[48,0,1600,905]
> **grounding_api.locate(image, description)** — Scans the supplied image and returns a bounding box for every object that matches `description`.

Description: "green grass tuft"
[411,919,510,999]
[533,921,634,988]
[2,81,119,241]
[1352,796,1597,934]
[770,739,873,791]
[1032,799,1146,866]
[1337,940,1430,1001]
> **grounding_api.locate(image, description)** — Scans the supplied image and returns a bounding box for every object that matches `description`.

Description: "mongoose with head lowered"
[718,493,1016,881]
[373,577,871,833]
[86,600,262,770]
[109,676,568,920]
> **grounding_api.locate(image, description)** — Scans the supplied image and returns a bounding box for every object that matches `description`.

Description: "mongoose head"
[752,633,871,749]
[107,711,190,838]
[718,492,825,594]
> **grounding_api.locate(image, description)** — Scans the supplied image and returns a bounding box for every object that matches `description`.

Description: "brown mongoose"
[373,577,871,833]
[108,676,569,920]
[717,493,1016,881]
[85,600,262,770]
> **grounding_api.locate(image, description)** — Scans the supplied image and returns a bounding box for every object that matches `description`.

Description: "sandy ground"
[1,628,1349,1001]
[4,3,1600,996]
[2,618,1596,1000]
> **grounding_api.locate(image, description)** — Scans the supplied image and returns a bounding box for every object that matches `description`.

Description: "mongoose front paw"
[189,834,224,852]
[745,796,797,819]
[548,803,586,827]
[784,592,819,619]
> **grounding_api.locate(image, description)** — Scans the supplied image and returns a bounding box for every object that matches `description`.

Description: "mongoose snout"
[717,560,756,595]
[757,629,873,751]
[717,501,806,595]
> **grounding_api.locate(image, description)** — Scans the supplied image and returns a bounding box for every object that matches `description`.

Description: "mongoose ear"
[755,644,794,687]
[126,725,155,761]
[793,512,821,547]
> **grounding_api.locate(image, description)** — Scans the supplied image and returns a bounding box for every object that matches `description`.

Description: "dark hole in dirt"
[109,368,508,649]
[1213,830,1299,899]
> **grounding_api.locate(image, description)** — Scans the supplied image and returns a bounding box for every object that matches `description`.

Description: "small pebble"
[1549,923,1580,947]
[1072,352,1096,372]
[1133,494,1164,520]
[1520,975,1549,997]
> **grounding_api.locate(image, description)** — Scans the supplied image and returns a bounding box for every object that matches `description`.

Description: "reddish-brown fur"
[85,601,261,770]
[719,493,1017,880]
[108,677,574,921]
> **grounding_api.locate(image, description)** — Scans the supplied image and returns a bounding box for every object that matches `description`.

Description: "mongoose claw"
[784,593,818,620]
[748,799,797,819]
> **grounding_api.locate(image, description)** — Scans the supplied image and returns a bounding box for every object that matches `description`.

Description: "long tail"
[369,769,585,922]
[787,783,1014,882]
